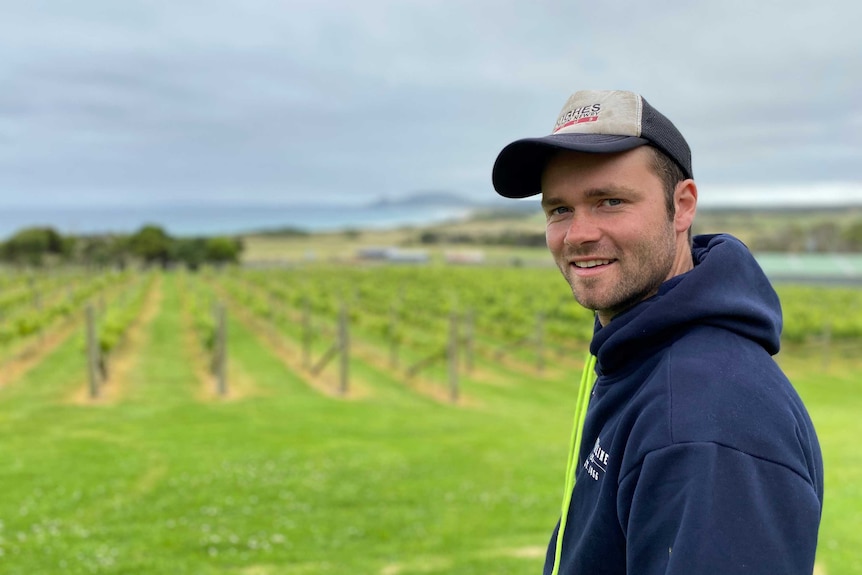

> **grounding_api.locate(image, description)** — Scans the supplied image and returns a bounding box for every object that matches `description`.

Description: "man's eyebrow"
[541,186,642,207]
[582,186,641,198]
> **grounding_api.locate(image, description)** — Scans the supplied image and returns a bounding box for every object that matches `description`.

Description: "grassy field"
[0,271,859,574]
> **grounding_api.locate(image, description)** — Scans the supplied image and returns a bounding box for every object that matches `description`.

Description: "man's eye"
[603,199,623,207]
[549,206,570,215]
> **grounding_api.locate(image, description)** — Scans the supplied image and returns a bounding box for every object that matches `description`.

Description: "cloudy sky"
[1,0,861,212]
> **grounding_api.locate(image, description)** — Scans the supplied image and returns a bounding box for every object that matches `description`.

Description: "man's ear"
[674,179,697,234]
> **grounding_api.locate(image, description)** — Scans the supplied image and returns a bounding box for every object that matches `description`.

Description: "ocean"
[0,203,481,239]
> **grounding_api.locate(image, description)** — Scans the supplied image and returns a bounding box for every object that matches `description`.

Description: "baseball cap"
[491,90,692,198]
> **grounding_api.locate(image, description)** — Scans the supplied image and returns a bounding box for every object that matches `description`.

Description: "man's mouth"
[573,259,614,269]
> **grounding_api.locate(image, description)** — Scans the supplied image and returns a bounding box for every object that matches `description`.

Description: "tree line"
[412,212,862,253]
[1,224,243,269]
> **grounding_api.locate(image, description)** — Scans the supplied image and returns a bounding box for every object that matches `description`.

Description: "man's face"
[541,147,691,325]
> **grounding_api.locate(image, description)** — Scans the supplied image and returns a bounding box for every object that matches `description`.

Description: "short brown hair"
[647,146,686,219]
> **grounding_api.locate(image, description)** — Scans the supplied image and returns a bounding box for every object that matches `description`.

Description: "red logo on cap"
[555,116,599,132]
[554,103,601,133]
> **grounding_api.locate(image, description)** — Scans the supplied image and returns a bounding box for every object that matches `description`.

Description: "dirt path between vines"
[225,292,481,407]
[70,275,162,405]
[0,316,82,389]
[228,300,368,400]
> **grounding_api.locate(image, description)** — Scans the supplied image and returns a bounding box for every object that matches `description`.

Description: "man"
[491,90,823,575]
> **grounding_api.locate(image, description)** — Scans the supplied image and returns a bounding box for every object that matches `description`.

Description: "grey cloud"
[0,0,861,208]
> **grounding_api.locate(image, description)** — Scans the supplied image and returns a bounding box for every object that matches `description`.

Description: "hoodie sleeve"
[619,442,821,575]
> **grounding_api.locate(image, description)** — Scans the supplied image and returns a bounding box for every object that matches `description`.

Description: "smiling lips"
[573,259,614,269]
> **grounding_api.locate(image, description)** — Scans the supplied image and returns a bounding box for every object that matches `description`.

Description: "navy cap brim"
[491,133,650,198]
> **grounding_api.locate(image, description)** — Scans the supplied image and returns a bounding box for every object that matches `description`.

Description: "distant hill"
[367,191,475,208]
[366,190,539,215]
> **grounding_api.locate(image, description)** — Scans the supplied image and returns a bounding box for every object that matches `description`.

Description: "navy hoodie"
[544,234,824,575]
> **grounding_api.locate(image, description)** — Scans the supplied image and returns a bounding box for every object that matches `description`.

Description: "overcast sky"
[1,0,861,210]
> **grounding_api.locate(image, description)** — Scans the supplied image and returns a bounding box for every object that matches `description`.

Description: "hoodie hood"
[590,234,782,375]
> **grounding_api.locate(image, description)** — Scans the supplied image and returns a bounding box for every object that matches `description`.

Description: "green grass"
[0,272,859,574]
[778,345,862,574]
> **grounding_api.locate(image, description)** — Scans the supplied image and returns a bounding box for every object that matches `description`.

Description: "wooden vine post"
[448,312,459,403]
[302,297,312,370]
[85,304,101,399]
[339,304,350,396]
[404,311,463,404]
[32,277,44,342]
[462,310,474,374]
[389,302,400,369]
[215,303,228,396]
[309,301,351,396]
[388,287,405,369]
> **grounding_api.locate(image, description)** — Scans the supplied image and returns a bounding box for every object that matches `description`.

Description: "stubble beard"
[561,221,678,321]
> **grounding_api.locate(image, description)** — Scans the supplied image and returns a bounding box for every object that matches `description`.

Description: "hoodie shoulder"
[663,326,819,486]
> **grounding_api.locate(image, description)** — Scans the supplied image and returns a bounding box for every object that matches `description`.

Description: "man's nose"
[563,211,601,247]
